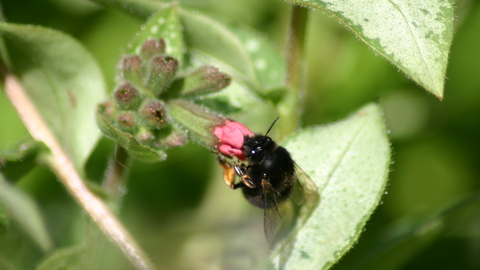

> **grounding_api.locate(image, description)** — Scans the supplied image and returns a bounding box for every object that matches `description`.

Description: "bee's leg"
[232,182,245,189]
[217,156,236,189]
[234,164,256,189]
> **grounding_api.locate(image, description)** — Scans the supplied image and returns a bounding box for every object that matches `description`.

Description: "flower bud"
[97,100,117,120]
[117,55,143,85]
[138,99,167,130]
[114,83,141,110]
[116,111,138,133]
[158,127,188,148]
[167,99,228,148]
[140,38,165,60]
[135,127,155,145]
[145,56,178,95]
[213,121,254,160]
[178,66,231,97]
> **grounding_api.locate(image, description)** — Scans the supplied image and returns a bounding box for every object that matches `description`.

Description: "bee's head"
[242,134,276,162]
[242,117,279,162]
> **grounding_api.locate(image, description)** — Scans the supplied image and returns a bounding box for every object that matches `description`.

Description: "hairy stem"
[103,145,130,201]
[3,74,156,270]
[281,5,309,139]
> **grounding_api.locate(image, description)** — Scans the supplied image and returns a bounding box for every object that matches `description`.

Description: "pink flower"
[214,120,254,160]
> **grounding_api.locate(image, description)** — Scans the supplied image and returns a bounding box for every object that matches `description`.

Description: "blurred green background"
[1,0,480,269]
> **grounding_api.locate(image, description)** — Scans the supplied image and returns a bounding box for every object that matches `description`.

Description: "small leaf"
[274,103,390,269]
[291,0,454,98]
[0,141,41,182]
[0,174,53,252]
[0,23,107,170]
[125,5,185,68]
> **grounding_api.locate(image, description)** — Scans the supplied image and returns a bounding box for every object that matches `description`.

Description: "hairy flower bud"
[117,55,143,85]
[161,129,188,148]
[135,127,155,145]
[145,56,178,95]
[116,111,138,132]
[177,66,231,97]
[138,99,167,130]
[167,99,227,148]
[97,100,116,119]
[140,38,165,60]
[114,83,141,109]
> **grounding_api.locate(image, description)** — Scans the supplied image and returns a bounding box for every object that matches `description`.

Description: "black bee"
[218,118,319,245]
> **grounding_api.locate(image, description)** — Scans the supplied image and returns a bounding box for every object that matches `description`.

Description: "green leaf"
[0,141,41,182]
[88,0,166,19]
[0,174,53,252]
[339,192,480,270]
[198,80,262,115]
[0,23,107,170]
[275,103,390,269]
[226,25,286,92]
[0,221,23,269]
[36,244,84,270]
[91,0,287,89]
[89,1,288,98]
[179,9,260,89]
[347,219,441,270]
[292,0,453,98]
[125,4,185,68]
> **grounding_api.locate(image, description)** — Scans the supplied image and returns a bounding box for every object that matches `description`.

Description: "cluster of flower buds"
[97,38,245,161]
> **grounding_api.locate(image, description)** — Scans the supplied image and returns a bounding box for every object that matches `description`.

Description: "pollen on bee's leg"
[224,167,236,189]
[217,157,236,189]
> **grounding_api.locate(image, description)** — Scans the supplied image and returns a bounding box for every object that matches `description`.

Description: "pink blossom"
[214,120,254,160]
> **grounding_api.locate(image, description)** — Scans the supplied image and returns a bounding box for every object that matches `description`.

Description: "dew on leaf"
[245,39,260,52]
[150,25,159,34]
[255,59,267,70]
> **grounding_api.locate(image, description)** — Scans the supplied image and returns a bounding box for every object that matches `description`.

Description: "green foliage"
[0,174,52,253]
[36,244,85,270]
[276,103,390,268]
[96,6,237,161]
[0,0,476,269]
[290,0,453,98]
[0,141,41,181]
[0,22,107,170]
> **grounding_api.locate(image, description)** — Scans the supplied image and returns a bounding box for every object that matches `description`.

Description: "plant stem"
[3,74,156,270]
[103,145,130,200]
[281,4,309,139]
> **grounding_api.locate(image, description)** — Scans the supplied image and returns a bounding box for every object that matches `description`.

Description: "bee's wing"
[272,164,320,265]
[262,179,289,245]
[263,165,319,246]
[290,163,320,226]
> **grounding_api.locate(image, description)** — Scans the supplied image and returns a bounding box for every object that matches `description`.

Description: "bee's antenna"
[265,117,279,136]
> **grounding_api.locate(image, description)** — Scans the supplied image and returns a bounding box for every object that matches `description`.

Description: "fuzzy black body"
[239,134,295,209]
